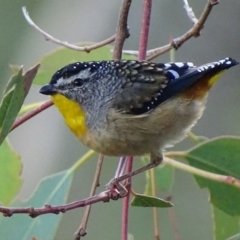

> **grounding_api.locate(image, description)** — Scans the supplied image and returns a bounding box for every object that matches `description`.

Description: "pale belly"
[80,95,207,156]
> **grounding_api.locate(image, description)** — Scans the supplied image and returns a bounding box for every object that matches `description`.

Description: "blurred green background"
[1,0,240,239]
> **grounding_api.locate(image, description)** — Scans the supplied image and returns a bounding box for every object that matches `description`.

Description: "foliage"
[0,1,239,240]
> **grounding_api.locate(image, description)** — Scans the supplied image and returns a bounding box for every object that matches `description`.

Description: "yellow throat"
[51,94,87,137]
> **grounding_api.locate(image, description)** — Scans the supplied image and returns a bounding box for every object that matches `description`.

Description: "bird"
[39,57,238,182]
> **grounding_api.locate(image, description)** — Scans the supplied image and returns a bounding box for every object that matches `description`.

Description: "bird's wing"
[111,58,237,116]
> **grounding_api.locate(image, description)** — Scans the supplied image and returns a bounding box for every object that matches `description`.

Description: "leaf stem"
[163,157,240,189]
[70,150,95,173]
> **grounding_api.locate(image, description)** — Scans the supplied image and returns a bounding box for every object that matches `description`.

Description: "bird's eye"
[73,78,84,87]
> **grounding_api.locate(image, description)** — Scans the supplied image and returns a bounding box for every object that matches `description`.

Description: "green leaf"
[142,156,152,195]
[33,44,135,85]
[142,156,174,195]
[212,206,240,240]
[155,164,174,191]
[9,64,23,75]
[0,64,40,145]
[0,170,73,240]
[0,140,22,205]
[131,193,173,208]
[128,233,135,240]
[184,137,240,216]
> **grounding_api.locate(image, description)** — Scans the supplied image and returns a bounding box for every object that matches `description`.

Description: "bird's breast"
[51,94,88,138]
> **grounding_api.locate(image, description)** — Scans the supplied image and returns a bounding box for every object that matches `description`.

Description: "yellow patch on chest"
[51,94,87,137]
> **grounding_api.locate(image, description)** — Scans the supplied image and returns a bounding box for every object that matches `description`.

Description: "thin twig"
[147,0,217,60]
[22,7,116,53]
[10,100,53,131]
[74,154,104,240]
[1,152,239,218]
[121,157,133,240]
[182,0,198,24]
[138,0,152,60]
[166,196,181,240]
[0,189,121,218]
[112,0,132,60]
[121,0,218,61]
[115,156,128,178]
[150,168,160,240]
[209,0,219,5]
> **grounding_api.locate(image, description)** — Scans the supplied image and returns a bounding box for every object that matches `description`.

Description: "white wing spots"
[163,63,171,69]
[174,62,184,68]
[73,66,76,69]
[187,62,194,67]
[168,70,180,79]
[196,57,237,73]
[208,64,215,68]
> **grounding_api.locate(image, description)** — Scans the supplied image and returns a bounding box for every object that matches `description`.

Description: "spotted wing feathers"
[113,57,238,115]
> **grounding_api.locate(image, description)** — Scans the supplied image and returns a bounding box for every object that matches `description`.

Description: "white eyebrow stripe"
[55,76,73,86]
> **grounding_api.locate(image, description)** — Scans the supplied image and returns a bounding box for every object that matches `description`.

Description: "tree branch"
[138,0,152,60]
[121,157,133,240]
[74,154,104,240]
[182,0,198,25]
[11,100,53,131]
[122,0,218,61]
[112,0,131,60]
[22,7,116,53]
[0,189,121,218]
[147,0,218,60]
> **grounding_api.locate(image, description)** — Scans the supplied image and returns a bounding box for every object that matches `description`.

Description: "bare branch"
[22,7,116,53]
[121,49,139,57]
[209,0,219,5]
[112,0,132,60]
[1,152,239,218]
[74,154,104,240]
[182,0,198,25]
[0,189,121,218]
[120,1,218,61]
[121,157,133,240]
[138,0,152,60]
[147,0,218,60]
[11,100,53,131]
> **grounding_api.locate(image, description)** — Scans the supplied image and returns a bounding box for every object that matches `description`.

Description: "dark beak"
[39,84,56,95]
